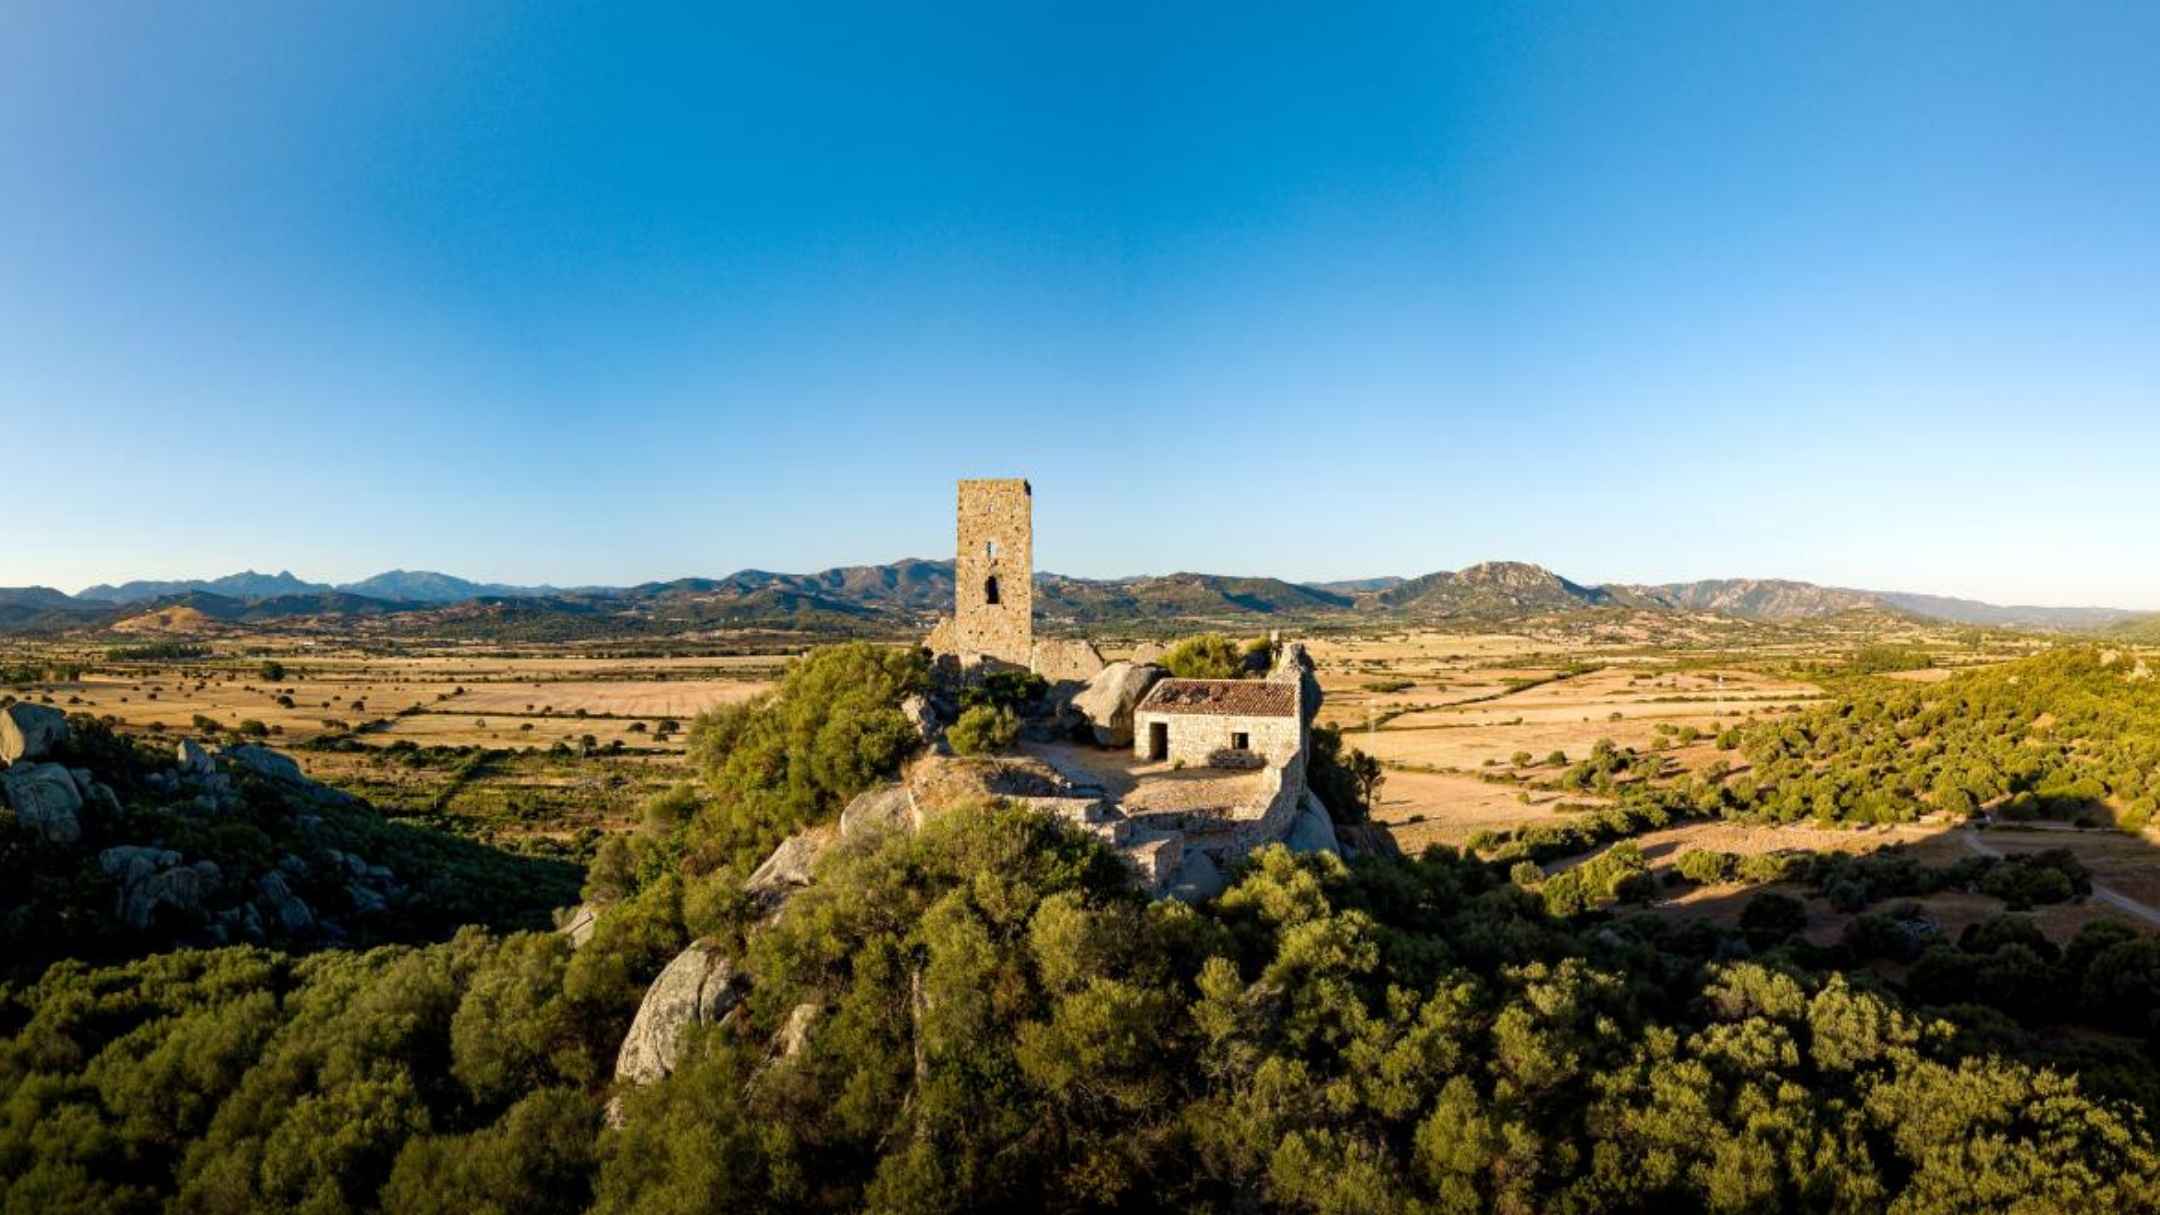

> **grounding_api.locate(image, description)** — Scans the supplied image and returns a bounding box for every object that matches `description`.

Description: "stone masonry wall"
[1132,709,1302,770]
[952,479,1033,666]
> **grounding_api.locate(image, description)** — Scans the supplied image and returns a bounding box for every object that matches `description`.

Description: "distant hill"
[1868,591,2142,630]
[77,570,323,604]
[19,558,2150,636]
[1378,561,1618,616]
[336,570,558,603]
[0,586,115,632]
[1631,578,1884,619]
[1302,576,1405,594]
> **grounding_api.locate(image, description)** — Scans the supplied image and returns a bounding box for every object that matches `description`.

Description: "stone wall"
[952,479,1033,666]
[1131,709,1302,770]
[1030,637,1105,683]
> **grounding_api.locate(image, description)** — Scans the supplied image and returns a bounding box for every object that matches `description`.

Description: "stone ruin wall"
[1130,708,1302,770]
[952,478,1033,666]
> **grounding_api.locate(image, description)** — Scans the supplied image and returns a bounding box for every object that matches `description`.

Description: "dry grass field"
[1,638,789,850]
[5,618,2134,943]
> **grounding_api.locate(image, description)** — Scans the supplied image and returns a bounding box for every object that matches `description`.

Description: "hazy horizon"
[27,547,2160,615]
[7,3,2158,607]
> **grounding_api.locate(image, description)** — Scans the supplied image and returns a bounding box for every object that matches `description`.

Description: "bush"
[1159,634,1243,680]
[948,705,1020,756]
[1675,849,1735,884]
[962,670,1047,712]
[1739,892,1808,945]
[680,643,929,875]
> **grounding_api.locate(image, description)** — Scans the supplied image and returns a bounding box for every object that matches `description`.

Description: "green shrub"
[948,705,1020,756]
[1674,849,1735,884]
[1159,634,1243,680]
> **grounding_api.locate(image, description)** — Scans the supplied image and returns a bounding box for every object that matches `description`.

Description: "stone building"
[1131,679,1301,770]
[950,478,1033,666]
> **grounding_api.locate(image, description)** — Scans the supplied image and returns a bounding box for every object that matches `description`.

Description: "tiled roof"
[1137,678,1296,718]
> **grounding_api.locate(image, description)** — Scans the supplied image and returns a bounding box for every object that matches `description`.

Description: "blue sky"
[4,2,2157,605]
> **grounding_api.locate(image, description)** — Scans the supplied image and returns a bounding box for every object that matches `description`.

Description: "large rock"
[899,694,943,749]
[1070,662,1166,747]
[0,703,69,764]
[1334,821,1403,862]
[220,743,358,807]
[745,830,827,914]
[840,783,913,839]
[100,846,221,931]
[1284,792,1342,857]
[221,744,304,785]
[775,1002,822,1061]
[255,870,316,935]
[176,739,215,778]
[1168,847,1227,903]
[615,941,748,1088]
[1,762,84,844]
[557,902,601,948]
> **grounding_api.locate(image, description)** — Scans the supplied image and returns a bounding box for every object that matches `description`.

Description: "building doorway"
[1147,721,1169,762]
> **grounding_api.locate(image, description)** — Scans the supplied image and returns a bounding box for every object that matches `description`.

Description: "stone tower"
[953,478,1033,665]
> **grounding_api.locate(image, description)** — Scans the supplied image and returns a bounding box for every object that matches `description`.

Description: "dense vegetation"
[11,806,2160,1212]
[12,641,2160,1211]
[1728,647,2160,827]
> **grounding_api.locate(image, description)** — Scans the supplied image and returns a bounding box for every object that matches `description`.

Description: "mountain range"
[0,560,2147,636]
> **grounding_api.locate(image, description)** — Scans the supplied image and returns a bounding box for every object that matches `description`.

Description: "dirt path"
[1961,828,2160,929]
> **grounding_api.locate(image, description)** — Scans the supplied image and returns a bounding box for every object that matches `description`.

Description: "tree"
[259,660,286,683]
[1350,748,1386,813]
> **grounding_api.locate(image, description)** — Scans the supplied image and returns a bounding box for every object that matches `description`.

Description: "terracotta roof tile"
[1137,678,1296,718]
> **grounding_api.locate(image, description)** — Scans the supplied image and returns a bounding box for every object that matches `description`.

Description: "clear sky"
[4,2,2156,605]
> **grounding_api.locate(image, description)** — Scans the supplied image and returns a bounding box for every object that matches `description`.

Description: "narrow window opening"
[1231,732,1251,751]
[986,539,999,558]
[984,576,1001,605]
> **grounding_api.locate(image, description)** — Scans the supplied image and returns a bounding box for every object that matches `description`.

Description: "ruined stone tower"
[952,478,1033,665]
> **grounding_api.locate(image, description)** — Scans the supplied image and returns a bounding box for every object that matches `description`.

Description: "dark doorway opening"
[1147,721,1169,761]
[984,576,1000,605]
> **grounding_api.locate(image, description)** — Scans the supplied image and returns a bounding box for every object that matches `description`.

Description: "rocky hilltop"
[0,701,575,977]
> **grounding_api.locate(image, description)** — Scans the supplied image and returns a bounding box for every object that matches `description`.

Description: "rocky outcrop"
[556,902,601,948]
[899,694,944,752]
[222,743,303,785]
[2,762,86,844]
[840,783,913,839]
[1284,791,1342,857]
[614,941,748,1089]
[1070,662,1166,747]
[99,846,221,930]
[0,703,69,764]
[775,1002,822,1061]
[322,848,403,915]
[256,871,316,935]
[745,830,829,915]
[1168,847,1226,903]
[1334,821,1402,861]
[176,739,215,779]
